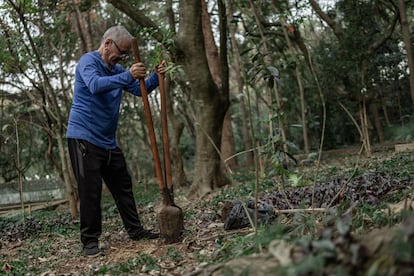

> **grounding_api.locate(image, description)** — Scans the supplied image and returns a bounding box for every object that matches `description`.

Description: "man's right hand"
[130,62,147,79]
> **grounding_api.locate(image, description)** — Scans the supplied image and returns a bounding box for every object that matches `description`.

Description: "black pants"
[67,138,143,247]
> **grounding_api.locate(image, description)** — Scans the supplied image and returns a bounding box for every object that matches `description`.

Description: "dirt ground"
[3,195,413,275]
[1,146,413,275]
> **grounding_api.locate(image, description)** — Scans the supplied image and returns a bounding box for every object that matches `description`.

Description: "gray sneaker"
[83,242,104,257]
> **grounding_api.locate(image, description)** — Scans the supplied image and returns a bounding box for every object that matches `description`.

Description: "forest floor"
[1,145,414,275]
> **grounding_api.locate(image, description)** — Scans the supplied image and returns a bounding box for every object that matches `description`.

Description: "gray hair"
[102,25,133,43]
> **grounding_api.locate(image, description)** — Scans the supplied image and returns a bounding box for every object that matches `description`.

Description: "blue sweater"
[66,51,159,149]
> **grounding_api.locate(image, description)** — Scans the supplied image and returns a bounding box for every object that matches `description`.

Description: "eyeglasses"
[112,40,129,59]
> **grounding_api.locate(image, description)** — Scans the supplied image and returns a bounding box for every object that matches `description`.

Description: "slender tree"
[1,0,80,216]
[201,0,237,170]
[397,0,414,110]
[226,0,254,167]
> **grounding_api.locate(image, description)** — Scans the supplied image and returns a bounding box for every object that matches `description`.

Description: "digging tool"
[131,38,184,243]
[157,67,185,242]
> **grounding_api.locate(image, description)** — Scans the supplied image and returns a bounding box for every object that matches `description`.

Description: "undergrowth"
[0,151,413,275]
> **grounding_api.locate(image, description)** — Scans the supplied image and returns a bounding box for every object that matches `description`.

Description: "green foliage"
[0,0,413,273]
[0,0,82,183]
[212,234,257,263]
[306,0,411,149]
[384,116,414,143]
[165,246,184,262]
[0,0,411,194]
[1,151,413,274]
[284,254,326,275]
[95,253,158,274]
[133,180,161,206]
[253,221,291,248]
[392,235,414,264]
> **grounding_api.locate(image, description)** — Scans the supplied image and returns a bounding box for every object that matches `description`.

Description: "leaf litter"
[0,150,413,275]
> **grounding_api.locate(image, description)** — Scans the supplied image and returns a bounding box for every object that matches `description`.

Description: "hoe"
[132,38,184,243]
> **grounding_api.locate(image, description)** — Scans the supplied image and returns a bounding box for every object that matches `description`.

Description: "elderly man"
[67,25,165,257]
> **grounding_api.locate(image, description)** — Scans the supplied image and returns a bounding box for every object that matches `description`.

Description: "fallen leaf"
[2,263,12,273]
[268,239,293,265]
[385,200,414,214]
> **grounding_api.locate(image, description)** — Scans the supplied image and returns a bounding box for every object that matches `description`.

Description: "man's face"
[105,39,131,67]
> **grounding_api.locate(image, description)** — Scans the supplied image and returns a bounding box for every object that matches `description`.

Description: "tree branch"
[106,0,163,42]
[308,0,343,39]
[368,12,399,54]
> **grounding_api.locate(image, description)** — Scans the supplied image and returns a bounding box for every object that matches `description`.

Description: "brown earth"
[1,146,413,275]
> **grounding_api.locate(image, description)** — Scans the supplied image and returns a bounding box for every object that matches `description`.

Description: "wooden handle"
[131,38,141,63]
[159,72,173,194]
[131,38,165,191]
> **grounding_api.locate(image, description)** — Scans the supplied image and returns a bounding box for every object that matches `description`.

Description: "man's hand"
[156,60,167,74]
[130,62,147,79]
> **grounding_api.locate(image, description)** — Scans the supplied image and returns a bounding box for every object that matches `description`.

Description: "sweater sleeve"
[126,72,159,96]
[77,54,136,95]
[77,53,159,96]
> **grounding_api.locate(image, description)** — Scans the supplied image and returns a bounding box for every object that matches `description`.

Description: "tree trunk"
[15,120,25,218]
[165,0,189,187]
[57,132,79,217]
[379,90,391,126]
[71,4,95,56]
[201,0,237,170]
[201,0,221,87]
[226,0,254,167]
[272,84,288,154]
[397,0,414,110]
[296,66,310,153]
[359,100,372,156]
[249,0,288,156]
[107,0,231,197]
[370,101,384,145]
[221,111,237,169]
[176,0,230,198]
[279,16,309,154]
[165,77,189,187]
[7,0,80,218]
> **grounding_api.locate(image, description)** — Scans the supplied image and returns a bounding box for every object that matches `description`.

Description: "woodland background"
[0,0,414,215]
[1,1,414,275]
